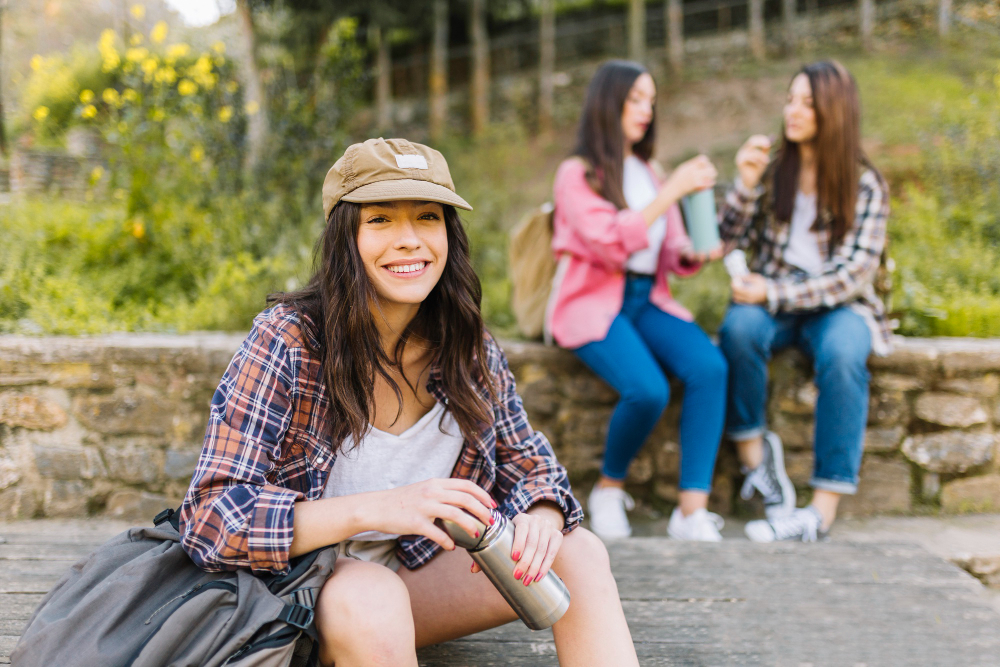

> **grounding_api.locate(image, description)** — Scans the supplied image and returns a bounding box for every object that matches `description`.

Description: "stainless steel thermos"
[439,509,571,630]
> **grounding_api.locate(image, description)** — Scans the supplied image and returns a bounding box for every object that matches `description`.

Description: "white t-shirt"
[322,400,465,541]
[783,191,824,276]
[622,155,667,275]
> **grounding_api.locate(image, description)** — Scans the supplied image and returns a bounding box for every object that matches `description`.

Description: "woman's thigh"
[632,305,726,384]
[572,314,668,400]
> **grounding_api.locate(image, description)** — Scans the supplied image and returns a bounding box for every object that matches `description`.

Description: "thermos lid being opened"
[438,510,492,549]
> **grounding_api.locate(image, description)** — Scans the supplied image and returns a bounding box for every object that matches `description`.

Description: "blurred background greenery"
[1,0,999,338]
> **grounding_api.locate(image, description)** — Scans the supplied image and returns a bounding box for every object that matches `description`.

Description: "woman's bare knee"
[315,560,416,666]
[555,528,616,594]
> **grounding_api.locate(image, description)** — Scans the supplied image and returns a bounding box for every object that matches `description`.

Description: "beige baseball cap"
[322,138,472,219]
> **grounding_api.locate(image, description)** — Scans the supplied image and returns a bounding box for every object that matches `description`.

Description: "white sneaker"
[739,431,796,521]
[745,506,828,543]
[667,507,724,542]
[587,486,634,539]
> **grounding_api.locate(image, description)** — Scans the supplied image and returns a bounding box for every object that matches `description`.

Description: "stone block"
[560,375,617,405]
[837,457,912,517]
[868,340,940,374]
[769,413,813,450]
[0,392,68,430]
[652,440,680,478]
[950,554,1000,587]
[106,489,170,521]
[0,453,21,490]
[872,373,924,392]
[73,388,178,435]
[0,486,41,520]
[865,426,905,453]
[44,479,91,517]
[915,393,988,428]
[937,375,999,398]
[868,390,909,425]
[32,445,85,480]
[101,439,165,484]
[776,382,818,416]
[901,431,995,473]
[940,475,1000,513]
[516,364,559,417]
[626,451,654,484]
[939,341,1000,375]
[784,450,815,486]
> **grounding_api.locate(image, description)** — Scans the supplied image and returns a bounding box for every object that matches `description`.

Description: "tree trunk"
[429,0,449,142]
[938,0,951,37]
[373,26,393,131]
[237,0,269,172]
[860,0,876,49]
[0,0,7,157]
[470,0,489,136]
[666,0,683,74]
[628,0,646,63]
[538,0,555,135]
[782,0,796,53]
[749,0,765,60]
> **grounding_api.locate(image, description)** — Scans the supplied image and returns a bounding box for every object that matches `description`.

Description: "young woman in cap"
[718,60,890,543]
[179,138,639,666]
[548,60,729,542]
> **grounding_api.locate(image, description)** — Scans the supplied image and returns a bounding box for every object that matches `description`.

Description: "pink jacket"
[545,157,701,349]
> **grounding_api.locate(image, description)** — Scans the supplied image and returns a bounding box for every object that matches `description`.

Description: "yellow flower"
[150,21,168,44]
[113,188,126,201]
[33,106,50,122]
[155,66,177,85]
[130,4,145,20]
[190,145,205,163]
[80,104,98,119]
[225,80,239,94]
[212,41,226,55]
[126,47,149,62]
[177,79,198,96]
[30,55,44,71]
[245,101,260,116]
[166,43,190,60]
[131,219,146,239]
[123,88,139,103]
[130,32,144,46]
[99,29,120,72]
[89,166,105,184]
[142,57,158,79]
[103,88,121,106]
[150,108,165,122]
[80,89,95,103]
[217,106,233,123]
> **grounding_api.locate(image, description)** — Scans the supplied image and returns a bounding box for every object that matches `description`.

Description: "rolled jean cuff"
[725,426,765,442]
[678,485,712,493]
[810,477,858,495]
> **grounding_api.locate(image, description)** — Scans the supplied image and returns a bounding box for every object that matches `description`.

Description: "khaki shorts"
[333,538,402,572]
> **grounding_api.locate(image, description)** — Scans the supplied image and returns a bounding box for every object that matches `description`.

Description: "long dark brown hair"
[269,201,495,452]
[574,60,656,209]
[769,60,882,248]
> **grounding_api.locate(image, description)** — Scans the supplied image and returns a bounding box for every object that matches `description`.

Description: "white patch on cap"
[395,154,428,169]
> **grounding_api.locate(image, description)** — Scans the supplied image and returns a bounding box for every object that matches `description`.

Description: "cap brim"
[342,179,473,211]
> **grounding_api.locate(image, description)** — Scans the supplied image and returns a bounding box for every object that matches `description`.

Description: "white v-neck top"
[623,155,667,275]
[784,191,823,275]
[322,400,465,541]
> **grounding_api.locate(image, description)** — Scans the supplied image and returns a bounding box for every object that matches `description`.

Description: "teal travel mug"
[681,188,720,253]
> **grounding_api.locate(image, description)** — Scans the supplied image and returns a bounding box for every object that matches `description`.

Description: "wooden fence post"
[939,0,951,36]
[860,0,875,50]
[373,26,393,131]
[470,0,490,136]
[667,0,684,74]
[539,0,555,134]
[429,0,448,141]
[749,0,765,60]
[629,0,646,63]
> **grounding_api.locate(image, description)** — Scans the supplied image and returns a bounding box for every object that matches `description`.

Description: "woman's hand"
[680,242,725,264]
[470,502,565,585]
[365,478,496,551]
[731,273,768,304]
[665,155,717,199]
[735,135,772,190]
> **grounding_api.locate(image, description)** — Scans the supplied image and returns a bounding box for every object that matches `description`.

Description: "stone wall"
[1,334,998,521]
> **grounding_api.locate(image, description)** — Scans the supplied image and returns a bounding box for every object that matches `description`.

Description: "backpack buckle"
[153,508,175,526]
[278,603,315,631]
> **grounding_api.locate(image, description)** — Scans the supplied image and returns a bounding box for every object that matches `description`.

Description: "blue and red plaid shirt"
[179,304,582,574]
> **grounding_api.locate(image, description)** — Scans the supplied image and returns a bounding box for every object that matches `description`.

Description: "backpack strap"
[153,506,182,532]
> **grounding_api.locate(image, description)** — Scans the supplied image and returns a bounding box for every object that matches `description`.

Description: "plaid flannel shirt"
[179,304,582,574]
[718,168,893,355]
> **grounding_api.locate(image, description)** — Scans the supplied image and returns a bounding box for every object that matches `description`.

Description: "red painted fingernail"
[489,515,495,525]
[492,500,498,508]
[535,573,543,582]
[514,569,523,580]
[512,551,521,561]
[474,531,479,538]
[471,563,476,572]
[524,577,531,587]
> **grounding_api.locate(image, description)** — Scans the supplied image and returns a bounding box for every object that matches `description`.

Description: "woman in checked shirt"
[718,61,890,543]
[178,138,639,666]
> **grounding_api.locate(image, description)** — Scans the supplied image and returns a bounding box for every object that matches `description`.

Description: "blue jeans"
[572,275,727,491]
[718,304,871,494]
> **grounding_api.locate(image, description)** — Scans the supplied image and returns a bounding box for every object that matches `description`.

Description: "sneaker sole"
[744,520,776,543]
[764,431,797,518]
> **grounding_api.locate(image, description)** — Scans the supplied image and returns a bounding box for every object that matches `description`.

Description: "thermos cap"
[438,511,492,549]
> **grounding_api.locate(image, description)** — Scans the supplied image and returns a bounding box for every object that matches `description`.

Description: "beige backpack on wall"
[508,201,557,340]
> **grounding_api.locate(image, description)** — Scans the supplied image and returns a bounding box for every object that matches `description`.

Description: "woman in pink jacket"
[547,60,728,541]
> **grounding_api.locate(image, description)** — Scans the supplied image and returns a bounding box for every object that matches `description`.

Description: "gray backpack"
[11,508,337,667]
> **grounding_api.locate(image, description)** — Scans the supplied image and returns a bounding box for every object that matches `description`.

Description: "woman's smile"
[382,259,430,277]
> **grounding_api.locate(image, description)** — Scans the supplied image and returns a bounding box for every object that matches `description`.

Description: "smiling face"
[621,72,656,148]
[356,200,448,313]
[784,73,818,144]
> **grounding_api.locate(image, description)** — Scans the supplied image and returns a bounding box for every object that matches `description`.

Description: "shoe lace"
[740,450,783,505]
[768,510,818,542]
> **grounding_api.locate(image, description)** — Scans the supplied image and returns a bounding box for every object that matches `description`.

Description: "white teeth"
[387,262,426,274]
